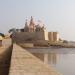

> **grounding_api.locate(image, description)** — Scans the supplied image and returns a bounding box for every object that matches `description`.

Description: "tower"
[29,16,35,32]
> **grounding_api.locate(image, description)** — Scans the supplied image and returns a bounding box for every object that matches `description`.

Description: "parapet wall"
[0,39,13,75]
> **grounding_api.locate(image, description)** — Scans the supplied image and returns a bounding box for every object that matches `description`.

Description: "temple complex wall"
[48,32,53,41]
[12,31,59,43]
[12,31,48,43]
[53,32,59,41]
[44,31,49,40]
[48,32,59,42]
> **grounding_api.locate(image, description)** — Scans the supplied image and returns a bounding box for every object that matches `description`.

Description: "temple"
[24,16,45,32]
[12,16,59,44]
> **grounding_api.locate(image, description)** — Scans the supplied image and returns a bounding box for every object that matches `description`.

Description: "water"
[26,48,75,75]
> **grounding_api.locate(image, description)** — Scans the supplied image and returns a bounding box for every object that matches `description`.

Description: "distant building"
[13,16,59,43]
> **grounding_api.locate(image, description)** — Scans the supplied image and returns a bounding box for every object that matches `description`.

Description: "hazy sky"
[0,0,75,41]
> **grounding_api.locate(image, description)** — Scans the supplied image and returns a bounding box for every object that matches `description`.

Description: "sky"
[0,0,75,41]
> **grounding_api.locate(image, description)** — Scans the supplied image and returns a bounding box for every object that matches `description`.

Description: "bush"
[63,40,68,43]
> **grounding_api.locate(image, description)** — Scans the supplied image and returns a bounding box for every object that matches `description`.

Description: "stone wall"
[0,39,12,75]
[48,32,53,41]
[53,32,59,41]
[12,31,48,43]
[48,32,59,42]
[12,31,59,43]
[13,32,35,42]
[9,44,62,75]
[44,31,48,40]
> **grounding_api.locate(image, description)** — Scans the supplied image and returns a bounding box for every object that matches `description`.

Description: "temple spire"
[29,16,35,26]
[29,16,35,32]
[25,19,28,27]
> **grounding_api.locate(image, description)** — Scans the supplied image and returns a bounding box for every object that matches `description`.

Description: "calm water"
[26,48,75,75]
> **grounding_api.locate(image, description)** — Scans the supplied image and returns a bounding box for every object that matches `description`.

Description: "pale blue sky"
[0,0,75,41]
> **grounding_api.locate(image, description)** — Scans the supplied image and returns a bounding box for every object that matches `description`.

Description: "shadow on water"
[0,44,13,75]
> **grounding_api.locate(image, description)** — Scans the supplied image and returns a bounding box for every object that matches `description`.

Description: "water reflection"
[27,48,75,75]
[32,53,57,64]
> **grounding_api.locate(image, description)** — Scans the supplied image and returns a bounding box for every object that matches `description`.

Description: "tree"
[8,28,16,39]
[63,40,68,43]
[8,28,16,34]
[0,33,5,37]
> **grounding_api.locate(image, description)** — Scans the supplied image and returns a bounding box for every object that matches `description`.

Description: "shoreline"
[19,44,75,49]
[18,41,75,49]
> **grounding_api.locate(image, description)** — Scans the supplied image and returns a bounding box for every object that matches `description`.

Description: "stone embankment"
[0,38,62,75]
[9,44,62,75]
